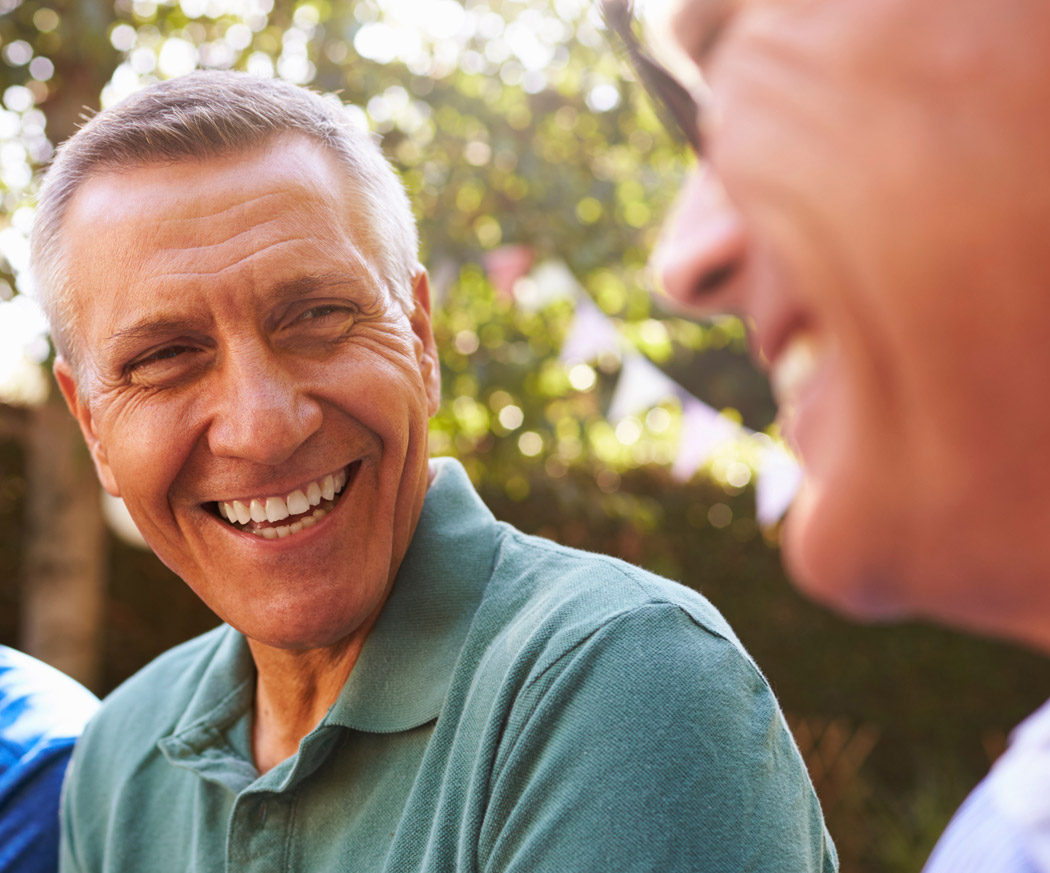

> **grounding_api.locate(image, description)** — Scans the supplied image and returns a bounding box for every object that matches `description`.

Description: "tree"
[1,3,1048,871]
[1,0,120,688]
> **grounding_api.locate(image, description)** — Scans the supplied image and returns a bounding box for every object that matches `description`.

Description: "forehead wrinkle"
[150,189,342,249]
[154,188,296,226]
[152,216,287,257]
[145,237,325,281]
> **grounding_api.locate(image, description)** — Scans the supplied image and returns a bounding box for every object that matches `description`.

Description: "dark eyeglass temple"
[600,0,703,154]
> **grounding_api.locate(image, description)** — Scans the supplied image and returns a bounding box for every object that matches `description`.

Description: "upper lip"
[748,301,811,375]
[206,462,353,506]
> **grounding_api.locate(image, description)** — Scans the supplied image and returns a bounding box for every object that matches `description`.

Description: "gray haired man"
[34,71,835,872]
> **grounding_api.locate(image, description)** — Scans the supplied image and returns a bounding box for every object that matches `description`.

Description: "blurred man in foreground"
[0,647,98,873]
[608,0,1050,866]
[30,71,835,872]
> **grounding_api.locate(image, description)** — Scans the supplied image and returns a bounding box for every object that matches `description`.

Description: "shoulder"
[471,533,836,872]
[483,524,756,677]
[475,525,791,770]
[0,647,99,760]
[0,648,99,855]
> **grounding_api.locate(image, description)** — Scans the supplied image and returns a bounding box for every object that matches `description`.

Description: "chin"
[215,587,387,652]
[781,478,913,624]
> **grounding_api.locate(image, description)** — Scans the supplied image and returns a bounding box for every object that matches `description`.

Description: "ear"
[408,270,442,416]
[53,357,121,497]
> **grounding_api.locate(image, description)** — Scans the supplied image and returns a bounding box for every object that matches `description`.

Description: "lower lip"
[219,463,360,547]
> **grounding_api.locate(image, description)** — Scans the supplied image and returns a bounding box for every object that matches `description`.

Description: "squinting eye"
[294,304,356,323]
[128,345,195,371]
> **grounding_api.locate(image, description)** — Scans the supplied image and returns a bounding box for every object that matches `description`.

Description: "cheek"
[97,399,195,514]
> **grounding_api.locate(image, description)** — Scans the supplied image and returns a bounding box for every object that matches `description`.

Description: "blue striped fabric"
[923,776,1041,873]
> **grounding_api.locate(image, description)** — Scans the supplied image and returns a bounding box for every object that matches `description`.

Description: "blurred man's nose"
[207,350,324,467]
[653,166,747,316]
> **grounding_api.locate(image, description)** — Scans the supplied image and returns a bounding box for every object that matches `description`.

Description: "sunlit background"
[1,3,1048,871]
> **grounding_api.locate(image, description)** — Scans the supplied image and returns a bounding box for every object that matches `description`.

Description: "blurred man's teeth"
[771,333,820,408]
[218,467,351,538]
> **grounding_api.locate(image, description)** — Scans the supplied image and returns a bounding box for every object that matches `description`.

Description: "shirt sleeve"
[0,742,73,873]
[478,602,837,873]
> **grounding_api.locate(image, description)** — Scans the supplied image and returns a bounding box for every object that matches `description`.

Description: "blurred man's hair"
[30,70,420,372]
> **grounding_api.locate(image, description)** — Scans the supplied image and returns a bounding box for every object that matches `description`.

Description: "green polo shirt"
[61,458,836,873]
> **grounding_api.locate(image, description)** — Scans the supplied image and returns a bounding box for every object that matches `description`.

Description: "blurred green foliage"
[0,2,1048,871]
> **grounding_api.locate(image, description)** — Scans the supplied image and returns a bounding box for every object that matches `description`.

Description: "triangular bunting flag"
[560,294,623,364]
[671,396,741,482]
[515,258,585,311]
[607,351,680,422]
[755,443,803,525]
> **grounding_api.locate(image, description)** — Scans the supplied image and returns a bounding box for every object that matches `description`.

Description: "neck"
[246,618,378,774]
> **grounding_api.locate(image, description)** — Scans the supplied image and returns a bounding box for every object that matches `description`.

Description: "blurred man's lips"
[770,331,821,409]
[209,462,359,540]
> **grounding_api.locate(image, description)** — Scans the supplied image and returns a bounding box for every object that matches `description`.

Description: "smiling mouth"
[211,462,358,540]
[770,331,821,410]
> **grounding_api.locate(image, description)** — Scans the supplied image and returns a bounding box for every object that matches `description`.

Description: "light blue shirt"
[924,698,1050,873]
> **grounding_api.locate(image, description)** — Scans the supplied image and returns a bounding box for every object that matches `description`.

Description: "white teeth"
[287,489,310,515]
[771,333,821,408]
[228,469,347,538]
[265,496,290,523]
[247,507,327,537]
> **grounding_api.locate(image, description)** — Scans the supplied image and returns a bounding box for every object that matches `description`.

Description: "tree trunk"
[20,394,105,690]
[17,0,118,690]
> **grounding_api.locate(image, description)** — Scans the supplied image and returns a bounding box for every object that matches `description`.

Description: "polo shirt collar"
[325,457,498,733]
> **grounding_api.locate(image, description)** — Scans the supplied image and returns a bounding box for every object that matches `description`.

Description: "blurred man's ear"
[409,269,441,416]
[54,358,121,497]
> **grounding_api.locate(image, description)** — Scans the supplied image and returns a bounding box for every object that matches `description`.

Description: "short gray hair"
[30,70,420,370]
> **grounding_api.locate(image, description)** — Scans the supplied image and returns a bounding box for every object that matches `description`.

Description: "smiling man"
[30,72,835,872]
[616,0,1050,867]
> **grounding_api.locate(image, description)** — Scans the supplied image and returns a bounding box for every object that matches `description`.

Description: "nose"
[653,166,747,316]
[206,349,323,466]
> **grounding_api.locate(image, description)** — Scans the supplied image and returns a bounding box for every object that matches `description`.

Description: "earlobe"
[53,358,121,497]
[409,270,442,415]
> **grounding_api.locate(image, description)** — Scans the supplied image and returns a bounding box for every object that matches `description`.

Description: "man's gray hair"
[30,70,420,370]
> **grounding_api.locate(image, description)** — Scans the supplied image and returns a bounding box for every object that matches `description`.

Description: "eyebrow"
[104,317,207,357]
[103,272,368,357]
[268,272,367,304]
